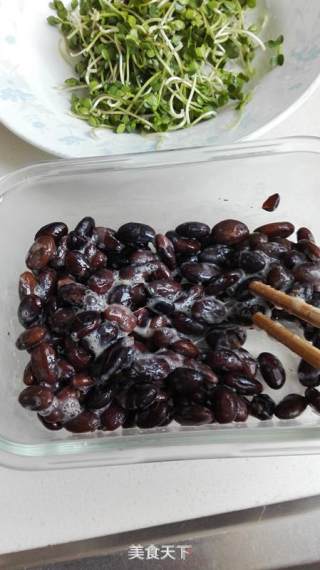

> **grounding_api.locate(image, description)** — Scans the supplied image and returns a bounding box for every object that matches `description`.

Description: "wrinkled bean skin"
[273,237,292,252]
[104,304,137,333]
[293,263,320,286]
[254,222,295,239]
[83,321,118,354]
[117,223,155,248]
[258,352,286,390]
[130,250,155,266]
[206,326,247,350]
[298,360,320,388]
[174,404,214,426]
[152,262,173,281]
[147,280,181,299]
[85,384,113,410]
[155,234,176,269]
[297,227,315,243]
[70,311,101,340]
[37,268,57,301]
[59,283,87,307]
[35,222,68,243]
[134,307,151,328]
[74,216,95,238]
[26,236,56,270]
[38,407,65,425]
[234,397,249,422]
[147,297,175,316]
[150,315,172,330]
[173,312,205,336]
[23,362,37,386]
[136,401,169,428]
[211,220,249,246]
[262,193,280,212]
[131,284,147,308]
[236,348,258,379]
[117,383,158,410]
[19,386,54,411]
[205,270,244,298]
[65,412,100,433]
[181,262,220,284]
[305,388,320,414]
[171,339,199,359]
[31,343,59,384]
[151,328,176,349]
[259,241,288,259]
[38,414,63,431]
[267,265,293,291]
[57,275,75,290]
[207,348,244,375]
[176,221,210,240]
[18,216,320,433]
[66,231,88,251]
[87,269,114,294]
[90,342,134,380]
[199,244,231,266]
[90,250,107,271]
[83,242,99,264]
[96,228,123,252]
[19,271,38,300]
[64,338,92,371]
[175,284,203,308]
[250,394,275,420]
[238,251,266,273]
[18,295,43,328]
[223,373,262,395]
[167,231,201,255]
[65,251,90,279]
[131,354,171,382]
[101,403,126,430]
[167,368,205,396]
[297,240,320,262]
[249,232,268,249]
[108,284,133,308]
[212,386,238,423]
[207,348,257,378]
[51,236,68,269]
[16,326,49,351]
[275,394,307,419]
[49,308,75,335]
[192,297,227,324]
[57,359,76,383]
[281,250,306,270]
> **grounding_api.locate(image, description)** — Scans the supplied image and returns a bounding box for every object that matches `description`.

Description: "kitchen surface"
[1,82,320,559]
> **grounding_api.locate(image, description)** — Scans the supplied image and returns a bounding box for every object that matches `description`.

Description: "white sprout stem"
[185,75,197,125]
[160,29,183,72]
[52,0,278,133]
[169,93,185,119]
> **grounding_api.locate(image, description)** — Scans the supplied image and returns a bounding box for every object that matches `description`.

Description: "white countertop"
[2,90,320,555]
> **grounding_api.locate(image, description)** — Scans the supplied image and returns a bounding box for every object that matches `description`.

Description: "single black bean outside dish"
[16,218,320,433]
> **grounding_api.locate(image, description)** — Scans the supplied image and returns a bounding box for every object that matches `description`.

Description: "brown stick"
[249,281,320,327]
[252,312,320,368]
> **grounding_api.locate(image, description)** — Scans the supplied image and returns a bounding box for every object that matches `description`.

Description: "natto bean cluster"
[16,218,320,433]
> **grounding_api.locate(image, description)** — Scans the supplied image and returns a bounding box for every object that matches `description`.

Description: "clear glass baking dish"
[2,136,320,470]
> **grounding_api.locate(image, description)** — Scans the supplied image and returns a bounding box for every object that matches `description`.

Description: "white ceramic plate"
[0,0,320,158]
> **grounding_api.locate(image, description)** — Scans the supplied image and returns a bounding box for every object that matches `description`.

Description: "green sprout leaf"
[47,0,284,133]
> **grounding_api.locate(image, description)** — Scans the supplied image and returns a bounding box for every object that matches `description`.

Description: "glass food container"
[2,137,320,470]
